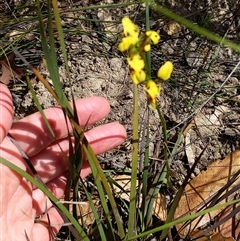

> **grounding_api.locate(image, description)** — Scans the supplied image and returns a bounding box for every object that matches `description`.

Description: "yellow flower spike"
[144,80,161,109]
[146,31,160,44]
[144,44,151,52]
[157,61,173,81]
[127,54,144,72]
[122,17,140,39]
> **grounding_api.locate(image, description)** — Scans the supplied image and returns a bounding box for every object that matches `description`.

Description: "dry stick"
[169,59,240,133]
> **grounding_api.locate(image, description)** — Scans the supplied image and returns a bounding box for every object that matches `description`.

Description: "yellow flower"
[127,54,146,84]
[122,17,140,39]
[118,36,137,52]
[127,54,144,71]
[144,44,151,52]
[157,61,173,81]
[118,17,140,52]
[144,80,160,109]
[131,69,146,84]
[146,31,160,44]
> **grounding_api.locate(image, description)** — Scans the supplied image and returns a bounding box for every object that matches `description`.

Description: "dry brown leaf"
[67,199,99,227]
[111,174,167,221]
[174,150,240,237]
[191,230,235,241]
[65,191,100,227]
[77,199,99,227]
[152,192,167,221]
[0,52,25,85]
[214,202,240,238]
[111,174,132,200]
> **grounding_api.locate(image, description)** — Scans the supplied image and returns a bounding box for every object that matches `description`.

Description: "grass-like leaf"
[127,83,139,238]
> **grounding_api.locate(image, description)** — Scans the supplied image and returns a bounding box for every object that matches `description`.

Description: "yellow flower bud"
[157,61,173,81]
[146,31,160,44]
[144,44,151,52]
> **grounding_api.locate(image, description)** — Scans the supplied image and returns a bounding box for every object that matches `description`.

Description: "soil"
[1,0,240,223]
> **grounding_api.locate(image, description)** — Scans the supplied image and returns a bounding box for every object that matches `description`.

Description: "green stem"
[127,83,139,238]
